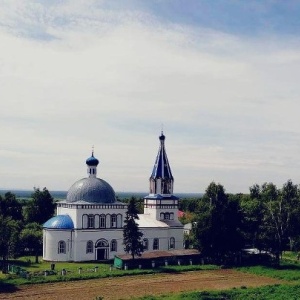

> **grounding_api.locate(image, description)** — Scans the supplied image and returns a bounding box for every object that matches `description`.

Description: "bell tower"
[149,132,174,195]
[144,132,179,222]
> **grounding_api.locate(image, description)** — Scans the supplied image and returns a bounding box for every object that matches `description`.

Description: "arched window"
[160,212,165,220]
[111,240,117,252]
[165,213,170,220]
[82,214,88,228]
[117,214,122,228]
[153,238,159,250]
[170,237,175,249]
[94,214,100,228]
[88,215,95,228]
[58,241,66,254]
[143,238,149,250]
[96,239,109,248]
[170,213,174,220]
[100,214,106,228]
[111,214,117,228]
[86,240,93,253]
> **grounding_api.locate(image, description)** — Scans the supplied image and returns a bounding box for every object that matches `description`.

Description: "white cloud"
[1,1,300,193]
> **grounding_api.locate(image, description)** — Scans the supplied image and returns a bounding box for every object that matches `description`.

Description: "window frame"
[153,238,159,250]
[110,239,117,252]
[100,214,106,228]
[169,237,175,249]
[111,214,117,228]
[86,240,94,253]
[58,240,66,254]
[87,214,95,228]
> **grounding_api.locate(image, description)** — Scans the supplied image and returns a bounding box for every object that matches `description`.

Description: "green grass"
[4,254,300,298]
[9,256,107,273]
[238,261,300,281]
[0,257,219,286]
[135,284,300,300]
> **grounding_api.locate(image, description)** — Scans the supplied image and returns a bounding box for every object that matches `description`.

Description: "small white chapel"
[43,132,184,261]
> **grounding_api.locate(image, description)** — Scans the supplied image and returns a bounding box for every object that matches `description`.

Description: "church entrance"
[95,239,109,260]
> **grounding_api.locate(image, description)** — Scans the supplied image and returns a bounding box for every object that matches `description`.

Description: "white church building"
[43,133,184,261]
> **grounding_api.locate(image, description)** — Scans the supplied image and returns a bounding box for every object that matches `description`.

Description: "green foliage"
[123,197,144,259]
[238,260,300,281]
[240,194,264,249]
[0,216,20,264]
[0,192,23,221]
[120,197,144,214]
[24,187,55,224]
[192,182,243,261]
[179,198,201,212]
[0,188,55,263]
[187,180,300,265]
[247,180,300,263]
[20,223,43,263]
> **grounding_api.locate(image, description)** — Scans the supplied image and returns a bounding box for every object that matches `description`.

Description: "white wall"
[43,229,73,261]
[43,224,184,262]
[73,229,124,261]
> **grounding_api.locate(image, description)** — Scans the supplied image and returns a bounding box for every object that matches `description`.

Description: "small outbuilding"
[114,249,201,269]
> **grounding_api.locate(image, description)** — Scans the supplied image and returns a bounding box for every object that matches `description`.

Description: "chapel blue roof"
[151,132,174,180]
[86,152,99,166]
[43,215,74,229]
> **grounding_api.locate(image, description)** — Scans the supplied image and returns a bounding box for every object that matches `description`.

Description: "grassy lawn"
[0,256,219,286]
[237,252,300,281]
[238,263,300,281]
[3,252,300,298]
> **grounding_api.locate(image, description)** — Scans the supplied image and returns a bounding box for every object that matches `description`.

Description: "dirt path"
[0,270,284,300]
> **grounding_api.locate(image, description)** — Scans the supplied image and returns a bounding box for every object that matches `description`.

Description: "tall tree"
[192,182,243,262]
[248,180,300,264]
[240,193,265,250]
[24,187,55,224]
[20,223,43,263]
[123,197,144,259]
[0,216,20,271]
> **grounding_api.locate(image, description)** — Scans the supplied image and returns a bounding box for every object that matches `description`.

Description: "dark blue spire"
[151,132,173,180]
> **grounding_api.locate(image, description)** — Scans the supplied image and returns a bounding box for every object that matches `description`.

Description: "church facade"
[43,133,184,261]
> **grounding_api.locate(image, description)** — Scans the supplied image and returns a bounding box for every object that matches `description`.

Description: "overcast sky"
[1,0,300,194]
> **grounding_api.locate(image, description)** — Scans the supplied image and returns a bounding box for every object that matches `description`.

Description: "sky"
[1,0,300,194]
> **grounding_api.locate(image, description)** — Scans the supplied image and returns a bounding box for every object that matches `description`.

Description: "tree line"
[184,180,300,265]
[0,188,55,268]
[2,180,300,267]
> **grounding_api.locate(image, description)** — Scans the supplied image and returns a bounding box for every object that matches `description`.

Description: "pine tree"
[123,197,144,259]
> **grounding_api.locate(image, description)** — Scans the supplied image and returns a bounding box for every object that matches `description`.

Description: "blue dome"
[66,177,116,204]
[86,153,99,166]
[43,215,74,229]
